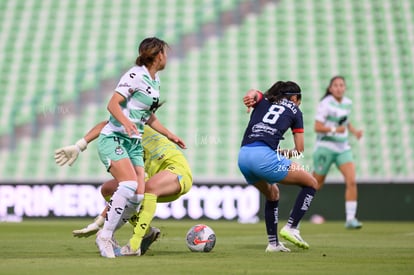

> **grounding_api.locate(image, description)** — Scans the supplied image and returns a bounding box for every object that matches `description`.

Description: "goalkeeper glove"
[72,215,105,238]
[54,138,88,166]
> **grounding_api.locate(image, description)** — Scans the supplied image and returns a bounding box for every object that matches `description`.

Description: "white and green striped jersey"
[101,65,160,139]
[314,94,352,152]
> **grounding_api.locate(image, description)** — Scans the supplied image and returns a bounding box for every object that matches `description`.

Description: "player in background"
[85,37,185,258]
[239,81,317,251]
[55,122,193,256]
[312,76,363,229]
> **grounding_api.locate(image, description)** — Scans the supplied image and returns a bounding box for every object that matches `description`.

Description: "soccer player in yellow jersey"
[55,121,193,256]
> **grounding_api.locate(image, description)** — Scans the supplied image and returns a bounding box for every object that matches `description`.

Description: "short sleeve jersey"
[101,65,160,139]
[314,94,352,152]
[241,94,304,150]
[142,126,191,179]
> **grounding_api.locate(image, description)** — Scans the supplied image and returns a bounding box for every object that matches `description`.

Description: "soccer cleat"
[280,226,309,249]
[72,223,100,238]
[345,218,363,229]
[140,227,161,255]
[111,237,121,250]
[117,243,141,256]
[265,242,291,252]
[95,234,116,258]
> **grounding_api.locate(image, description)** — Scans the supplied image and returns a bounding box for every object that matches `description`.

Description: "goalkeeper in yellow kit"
[55,121,192,256]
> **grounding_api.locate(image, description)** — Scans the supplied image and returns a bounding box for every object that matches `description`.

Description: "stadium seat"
[0,0,413,182]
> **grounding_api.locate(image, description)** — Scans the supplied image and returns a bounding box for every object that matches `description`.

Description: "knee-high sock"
[129,193,157,251]
[100,181,137,239]
[287,187,315,228]
[114,194,144,232]
[265,200,279,246]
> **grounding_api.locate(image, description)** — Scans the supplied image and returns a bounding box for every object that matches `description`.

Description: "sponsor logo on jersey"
[251,122,278,135]
[118,82,131,88]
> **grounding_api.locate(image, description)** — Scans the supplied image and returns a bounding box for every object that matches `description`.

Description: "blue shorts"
[238,142,291,185]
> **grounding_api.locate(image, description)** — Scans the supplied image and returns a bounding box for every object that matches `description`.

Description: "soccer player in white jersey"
[95,37,186,258]
[312,76,363,229]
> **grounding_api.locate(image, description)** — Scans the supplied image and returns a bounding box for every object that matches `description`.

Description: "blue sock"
[287,187,315,228]
[265,200,279,245]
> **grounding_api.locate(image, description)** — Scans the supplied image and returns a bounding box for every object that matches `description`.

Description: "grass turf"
[0,219,413,274]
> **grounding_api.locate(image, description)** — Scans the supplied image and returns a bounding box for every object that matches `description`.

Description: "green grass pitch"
[0,219,413,274]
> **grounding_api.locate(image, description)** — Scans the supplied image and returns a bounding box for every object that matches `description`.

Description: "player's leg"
[127,170,180,254]
[96,158,139,258]
[337,151,362,229]
[278,162,317,249]
[98,178,141,231]
[238,145,289,252]
[312,147,334,190]
[101,159,138,237]
[96,135,147,258]
[100,178,119,201]
[72,179,119,238]
[253,181,290,252]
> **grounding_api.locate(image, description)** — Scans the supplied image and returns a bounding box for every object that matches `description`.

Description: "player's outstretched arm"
[54,120,108,166]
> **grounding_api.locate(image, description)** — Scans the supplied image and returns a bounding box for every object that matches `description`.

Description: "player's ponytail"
[135,37,169,67]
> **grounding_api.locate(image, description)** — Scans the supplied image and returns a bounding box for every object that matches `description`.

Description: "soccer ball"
[186,224,216,252]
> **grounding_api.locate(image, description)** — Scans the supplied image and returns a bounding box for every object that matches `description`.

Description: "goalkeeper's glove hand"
[72,215,104,238]
[54,138,88,166]
[72,222,101,238]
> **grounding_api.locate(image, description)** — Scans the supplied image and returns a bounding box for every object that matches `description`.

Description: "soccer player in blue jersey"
[238,81,317,251]
[312,76,363,229]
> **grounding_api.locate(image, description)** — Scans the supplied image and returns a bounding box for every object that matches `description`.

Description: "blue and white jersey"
[241,94,304,150]
[315,94,352,152]
[101,65,160,139]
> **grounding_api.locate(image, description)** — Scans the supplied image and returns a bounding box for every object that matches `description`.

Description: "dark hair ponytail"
[321,75,345,100]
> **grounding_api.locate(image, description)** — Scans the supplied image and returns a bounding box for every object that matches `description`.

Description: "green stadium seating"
[0,0,413,182]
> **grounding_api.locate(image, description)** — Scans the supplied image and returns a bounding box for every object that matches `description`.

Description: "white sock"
[100,181,137,239]
[345,201,357,221]
[114,194,144,231]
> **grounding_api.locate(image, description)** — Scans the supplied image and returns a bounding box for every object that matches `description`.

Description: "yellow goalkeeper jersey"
[142,126,192,179]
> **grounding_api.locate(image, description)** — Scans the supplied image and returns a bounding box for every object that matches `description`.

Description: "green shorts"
[97,134,144,171]
[313,147,354,176]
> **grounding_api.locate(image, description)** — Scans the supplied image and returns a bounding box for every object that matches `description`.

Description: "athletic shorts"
[156,158,193,203]
[238,142,291,185]
[313,147,354,176]
[97,133,144,171]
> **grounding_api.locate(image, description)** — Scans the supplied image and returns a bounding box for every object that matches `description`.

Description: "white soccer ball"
[186,224,216,252]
